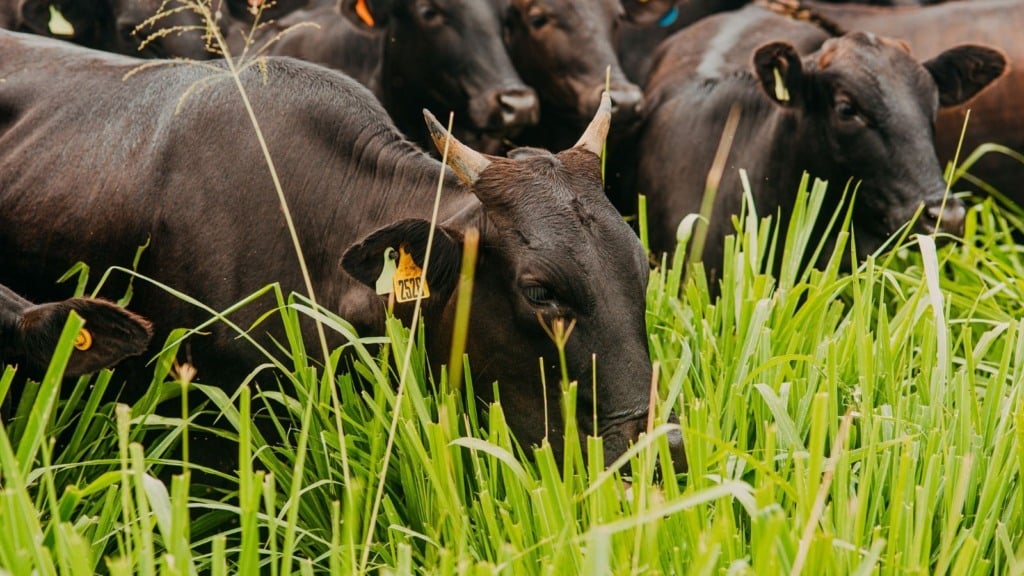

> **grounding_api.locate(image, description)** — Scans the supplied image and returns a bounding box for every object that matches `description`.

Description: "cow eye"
[523,284,556,306]
[416,2,442,23]
[835,98,861,123]
[526,7,549,29]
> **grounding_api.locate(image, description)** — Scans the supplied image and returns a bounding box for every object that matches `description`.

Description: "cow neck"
[754,0,845,37]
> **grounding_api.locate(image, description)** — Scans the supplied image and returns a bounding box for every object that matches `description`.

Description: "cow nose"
[602,413,687,474]
[607,84,645,122]
[497,88,540,128]
[664,413,688,472]
[922,195,966,236]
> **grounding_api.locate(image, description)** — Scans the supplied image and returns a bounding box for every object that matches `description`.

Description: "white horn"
[423,109,491,184]
[574,91,612,155]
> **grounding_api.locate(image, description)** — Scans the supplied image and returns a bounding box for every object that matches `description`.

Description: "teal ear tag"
[375,247,398,295]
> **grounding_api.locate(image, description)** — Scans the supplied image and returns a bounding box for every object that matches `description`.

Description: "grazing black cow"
[617,0,932,84]
[276,0,540,154]
[0,284,152,378]
[500,0,644,151]
[803,0,1024,206]
[110,0,540,155]
[0,30,683,468]
[635,4,1005,273]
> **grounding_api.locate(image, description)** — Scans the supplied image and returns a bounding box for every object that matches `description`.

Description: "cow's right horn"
[574,91,612,156]
[423,109,491,185]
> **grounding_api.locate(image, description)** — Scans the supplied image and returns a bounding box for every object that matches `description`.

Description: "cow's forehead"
[815,33,935,110]
[473,149,640,262]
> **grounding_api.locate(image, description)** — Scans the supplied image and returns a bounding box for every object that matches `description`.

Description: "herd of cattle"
[0,0,1018,470]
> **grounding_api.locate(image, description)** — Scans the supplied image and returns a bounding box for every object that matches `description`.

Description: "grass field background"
[2,174,1022,574]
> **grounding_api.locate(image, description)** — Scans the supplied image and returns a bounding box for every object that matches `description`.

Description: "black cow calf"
[0,284,152,378]
[635,4,1005,275]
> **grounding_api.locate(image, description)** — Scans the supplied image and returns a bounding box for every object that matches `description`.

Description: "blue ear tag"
[658,5,680,27]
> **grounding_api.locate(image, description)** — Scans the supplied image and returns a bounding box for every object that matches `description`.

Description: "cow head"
[340,0,539,137]
[109,0,221,59]
[342,95,685,471]
[503,0,644,127]
[0,285,153,378]
[752,32,1006,259]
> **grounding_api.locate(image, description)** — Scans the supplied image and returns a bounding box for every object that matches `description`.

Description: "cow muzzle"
[472,87,540,132]
[915,194,966,237]
[584,83,645,125]
[599,412,687,475]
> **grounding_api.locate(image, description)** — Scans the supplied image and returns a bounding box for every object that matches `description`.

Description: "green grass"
[2,178,1023,574]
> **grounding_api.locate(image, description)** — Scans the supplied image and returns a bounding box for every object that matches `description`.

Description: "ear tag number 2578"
[393,245,430,303]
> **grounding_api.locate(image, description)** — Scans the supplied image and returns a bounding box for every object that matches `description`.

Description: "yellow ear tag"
[392,245,430,303]
[375,247,398,295]
[48,5,75,37]
[355,0,376,26]
[773,67,790,102]
[73,328,93,351]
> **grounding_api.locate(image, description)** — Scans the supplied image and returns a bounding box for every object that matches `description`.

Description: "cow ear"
[339,0,392,30]
[342,219,464,304]
[924,44,1006,107]
[620,0,679,27]
[19,298,153,377]
[753,42,804,108]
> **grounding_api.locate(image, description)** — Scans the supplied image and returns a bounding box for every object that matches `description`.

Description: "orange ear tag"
[355,0,376,26]
[74,328,93,351]
[392,245,430,303]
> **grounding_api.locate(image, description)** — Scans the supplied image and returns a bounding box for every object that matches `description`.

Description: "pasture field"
[1,175,1023,575]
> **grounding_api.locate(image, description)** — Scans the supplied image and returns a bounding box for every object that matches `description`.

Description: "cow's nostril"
[926,198,966,235]
[665,424,688,473]
[608,86,645,118]
[497,90,540,127]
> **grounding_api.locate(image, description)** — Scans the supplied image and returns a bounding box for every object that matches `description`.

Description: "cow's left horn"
[423,109,491,185]
[574,91,612,155]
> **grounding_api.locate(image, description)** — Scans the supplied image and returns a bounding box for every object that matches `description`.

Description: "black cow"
[109,0,540,155]
[0,284,152,378]
[0,30,684,468]
[803,0,1024,207]
[635,4,1005,273]
[617,0,934,84]
[500,0,644,151]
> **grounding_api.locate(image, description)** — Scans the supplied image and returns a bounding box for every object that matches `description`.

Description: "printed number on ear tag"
[393,245,430,303]
[375,247,398,295]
